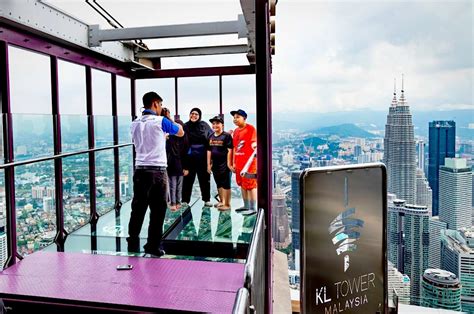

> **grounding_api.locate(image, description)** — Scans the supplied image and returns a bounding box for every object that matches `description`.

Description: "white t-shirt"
[131,114,179,167]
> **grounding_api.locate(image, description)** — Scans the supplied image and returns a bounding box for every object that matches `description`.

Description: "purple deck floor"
[0,252,245,313]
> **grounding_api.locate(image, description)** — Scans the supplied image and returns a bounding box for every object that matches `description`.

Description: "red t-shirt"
[233,124,257,169]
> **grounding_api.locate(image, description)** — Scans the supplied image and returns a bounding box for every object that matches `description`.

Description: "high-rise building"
[441,228,474,313]
[272,189,290,249]
[388,261,411,305]
[291,171,301,270]
[31,186,45,200]
[429,217,447,269]
[354,145,362,157]
[421,268,461,311]
[383,81,417,204]
[428,120,456,216]
[388,195,429,301]
[417,140,426,172]
[42,197,54,212]
[439,158,472,230]
[416,169,432,215]
[0,218,6,271]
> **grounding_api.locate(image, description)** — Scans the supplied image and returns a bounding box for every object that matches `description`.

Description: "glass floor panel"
[42,196,257,262]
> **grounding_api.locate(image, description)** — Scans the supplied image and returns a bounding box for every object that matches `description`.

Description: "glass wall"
[9,46,54,161]
[178,77,219,122]
[58,59,88,152]
[92,69,113,147]
[135,78,175,117]
[117,75,132,144]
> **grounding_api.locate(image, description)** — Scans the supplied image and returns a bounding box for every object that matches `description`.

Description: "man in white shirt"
[127,91,184,256]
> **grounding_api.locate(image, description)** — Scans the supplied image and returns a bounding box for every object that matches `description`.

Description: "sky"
[18,0,474,115]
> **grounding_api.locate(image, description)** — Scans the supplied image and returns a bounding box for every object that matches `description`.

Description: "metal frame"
[255,0,273,312]
[135,45,249,59]
[0,3,274,312]
[0,1,135,62]
[88,17,247,47]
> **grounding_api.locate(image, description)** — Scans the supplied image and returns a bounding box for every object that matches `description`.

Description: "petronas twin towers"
[383,78,417,204]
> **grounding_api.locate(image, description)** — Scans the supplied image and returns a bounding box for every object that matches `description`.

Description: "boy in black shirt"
[207,116,233,210]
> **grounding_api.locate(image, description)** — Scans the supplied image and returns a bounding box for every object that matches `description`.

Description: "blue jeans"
[169,175,183,205]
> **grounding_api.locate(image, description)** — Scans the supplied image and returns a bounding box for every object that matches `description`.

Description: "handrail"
[0,143,132,169]
[232,287,250,314]
[244,208,265,314]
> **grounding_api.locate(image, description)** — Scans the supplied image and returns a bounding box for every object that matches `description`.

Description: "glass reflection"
[12,114,54,161]
[61,115,88,152]
[94,115,114,147]
[15,161,56,256]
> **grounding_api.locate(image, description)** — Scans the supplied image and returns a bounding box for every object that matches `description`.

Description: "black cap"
[230,109,247,119]
[209,115,224,124]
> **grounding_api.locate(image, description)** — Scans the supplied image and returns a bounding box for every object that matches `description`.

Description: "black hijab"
[184,107,211,145]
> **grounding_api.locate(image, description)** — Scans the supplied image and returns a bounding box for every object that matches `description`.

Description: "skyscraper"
[416,169,432,215]
[439,158,472,230]
[291,171,302,270]
[416,140,426,172]
[421,268,461,311]
[428,120,456,216]
[0,218,6,270]
[429,216,447,269]
[388,195,429,301]
[441,228,474,313]
[388,261,411,305]
[384,79,417,204]
[272,188,290,249]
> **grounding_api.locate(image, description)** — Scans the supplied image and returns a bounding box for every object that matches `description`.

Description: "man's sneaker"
[235,206,249,213]
[144,248,165,258]
[203,201,213,207]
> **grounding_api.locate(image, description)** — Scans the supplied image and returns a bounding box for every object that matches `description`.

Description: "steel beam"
[0,1,134,62]
[89,16,247,47]
[135,44,249,59]
[135,65,255,79]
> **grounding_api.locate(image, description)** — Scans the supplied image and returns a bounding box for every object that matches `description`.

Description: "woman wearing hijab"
[182,108,213,207]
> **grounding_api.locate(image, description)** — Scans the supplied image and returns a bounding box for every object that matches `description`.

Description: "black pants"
[182,157,210,203]
[127,169,168,253]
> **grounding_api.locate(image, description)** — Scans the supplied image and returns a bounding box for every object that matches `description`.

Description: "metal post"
[174,77,179,120]
[0,41,17,267]
[50,56,65,252]
[86,66,98,251]
[255,0,272,312]
[111,74,121,252]
[219,75,223,118]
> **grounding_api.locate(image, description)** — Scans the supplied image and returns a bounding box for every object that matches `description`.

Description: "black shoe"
[235,206,249,213]
[144,249,165,257]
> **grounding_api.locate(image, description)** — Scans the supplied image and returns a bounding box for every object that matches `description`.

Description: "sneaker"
[204,201,213,207]
[144,248,165,257]
[240,209,257,216]
[235,206,249,213]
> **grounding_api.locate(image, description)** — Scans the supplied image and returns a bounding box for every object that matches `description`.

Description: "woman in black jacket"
[182,107,213,207]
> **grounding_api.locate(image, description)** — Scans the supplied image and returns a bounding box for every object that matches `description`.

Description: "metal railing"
[232,287,250,314]
[243,208,265,313]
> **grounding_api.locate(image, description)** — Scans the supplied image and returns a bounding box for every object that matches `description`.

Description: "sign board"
[300,163,387,313]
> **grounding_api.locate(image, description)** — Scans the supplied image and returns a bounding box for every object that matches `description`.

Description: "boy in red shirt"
[230,109,257,213]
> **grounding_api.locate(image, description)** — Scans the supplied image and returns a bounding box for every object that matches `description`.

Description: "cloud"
[273,0,473,113]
